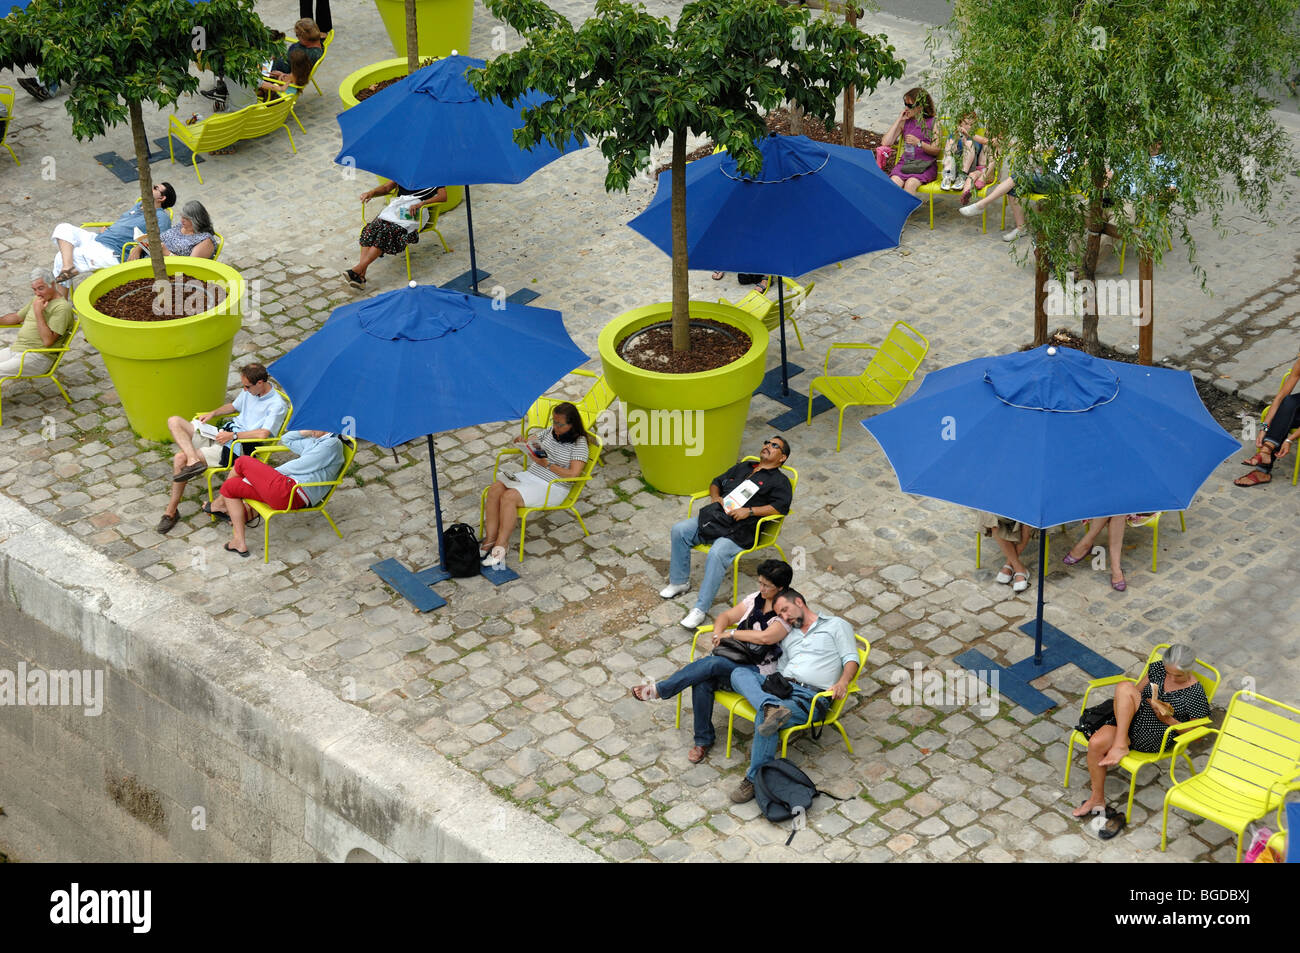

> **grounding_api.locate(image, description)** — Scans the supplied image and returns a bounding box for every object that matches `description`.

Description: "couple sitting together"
[632,559,859,805]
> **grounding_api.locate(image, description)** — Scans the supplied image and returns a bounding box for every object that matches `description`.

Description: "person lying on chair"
[206,430,345,558]
[50,182,176,282]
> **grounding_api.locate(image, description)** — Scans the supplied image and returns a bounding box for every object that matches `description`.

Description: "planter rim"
[73,258,245,330]
[338,57,424,111]
[597,301,769,384]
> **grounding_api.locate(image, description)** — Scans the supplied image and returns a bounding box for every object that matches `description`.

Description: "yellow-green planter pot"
[598,302,769,496]
[371,0,472,62]
[338,58,462,213]
[74,259,244,442]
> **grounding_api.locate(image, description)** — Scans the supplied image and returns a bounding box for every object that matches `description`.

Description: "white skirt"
[504,470,564,508]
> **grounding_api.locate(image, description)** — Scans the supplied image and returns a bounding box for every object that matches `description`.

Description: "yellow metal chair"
[231,435,357,563]
[0,84,18,165]
[807,320,929,452]
[166,94,297,185]
[518,368,615,438]
[361,190,452,280]
[0,317,79,427]
[1257,374,1300,486]
[685,458,798,605]
[1162,689,1300,861]
[719,277,812,351]
[683,630,870,759]
[1063,643,1221,823]
[1264,794,1297,862]
[289,29,333,96]
[479,433,603,561]
[202,387,294,501]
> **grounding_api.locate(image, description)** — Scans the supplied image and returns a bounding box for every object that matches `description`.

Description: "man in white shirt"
[726,588,860,804]
[156,362,288,534]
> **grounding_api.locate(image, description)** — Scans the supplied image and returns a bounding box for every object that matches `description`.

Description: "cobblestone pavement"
[1,2,1298,862]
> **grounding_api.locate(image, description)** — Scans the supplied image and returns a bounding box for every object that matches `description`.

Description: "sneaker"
[953,174,968,191]
[1002,226,1024,242]
[18,77,51,102]
[958,203,980,218]
[729,778,755,804]
[658,581,689,599]
[757,704,792,736]
[199,81,229,101]
[679,608,707,629]
[939,173,954,191]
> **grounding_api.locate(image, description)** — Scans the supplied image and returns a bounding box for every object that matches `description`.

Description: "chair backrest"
[781,277,814,314]
[1141,643,1222,704]
[862,321,929,387]
[0,84,14,141]
[1203,690,1300,802]
[241,95,293,138]
[313,435,357,509]
[269,386,293,438]
[548,433,602,509]
[738,456,797,547]
[307,31,333,83]
[186,110,247,149]
[579,375,616,430]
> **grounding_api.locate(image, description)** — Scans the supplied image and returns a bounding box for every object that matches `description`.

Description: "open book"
[191,418,219,440]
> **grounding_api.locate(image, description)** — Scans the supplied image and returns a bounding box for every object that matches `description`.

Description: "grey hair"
[180,200,214,236]
[30,267,55,285]
[1164,644,1196,670]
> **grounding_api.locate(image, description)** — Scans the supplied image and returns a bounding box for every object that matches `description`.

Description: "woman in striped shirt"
[481,402,590,569]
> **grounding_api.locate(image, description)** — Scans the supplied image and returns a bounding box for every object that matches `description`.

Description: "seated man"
[661,436,793,629]
[728,588,859,804]
[50,182,177,281]
[630,559,793,763]
[156,363,288,534]
[0,268,75,377]
[207,430,345,557]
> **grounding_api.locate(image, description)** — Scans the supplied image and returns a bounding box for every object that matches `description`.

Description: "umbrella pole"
[465,184,480,295]
[427,434,448,572]
[777,278,789,396]
[1033,528,1047,665]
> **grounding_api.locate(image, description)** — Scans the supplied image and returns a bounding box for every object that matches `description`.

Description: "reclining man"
[50,182,177,282]
[728,588,858,804]
[156,362,289,534]
[661,436,793,629]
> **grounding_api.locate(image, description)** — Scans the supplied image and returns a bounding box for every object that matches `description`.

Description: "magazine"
[721,479,759,514]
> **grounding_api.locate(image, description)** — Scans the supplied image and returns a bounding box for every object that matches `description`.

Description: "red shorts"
[220,455,310,510]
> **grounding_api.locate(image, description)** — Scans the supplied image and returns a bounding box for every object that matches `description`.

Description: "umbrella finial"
[451,49,459,56]
[409,280,418,289]
[1047,346,1057,355]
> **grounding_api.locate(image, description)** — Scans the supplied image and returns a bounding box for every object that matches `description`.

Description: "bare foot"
[1099,745,1129,767]
[1072,797,1105,818]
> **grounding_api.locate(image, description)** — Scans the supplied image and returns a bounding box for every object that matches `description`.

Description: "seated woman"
[1062,514,1150,592]
[881,87,939,195]
[344,180,447,289]
[480,401,589,569]
[1236,351,1300,488]
[206,430,345,557]
[1072,644,1210,819]
[126,201,217,261]
[258,48,311,100]
[976,511,1034,592]
[630,559,794,763]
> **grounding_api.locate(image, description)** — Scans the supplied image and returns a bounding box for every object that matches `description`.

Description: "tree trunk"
[405,0,419,74]
[841,3,857,148]
[787,100,805,136]
[670,127,690,352]
[130,101,167,285]
[1138,253,1154,365]
[1080,199,1105,354]
[1033,245,1049,346]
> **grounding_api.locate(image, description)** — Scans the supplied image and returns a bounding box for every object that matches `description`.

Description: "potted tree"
[0,0,280,440]
[478,0,903,492]
[372,0,473,64]
[940,0,1300,362]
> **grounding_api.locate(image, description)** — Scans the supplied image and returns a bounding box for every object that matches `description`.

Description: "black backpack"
[753,758,841,845]
[443,523,481,578]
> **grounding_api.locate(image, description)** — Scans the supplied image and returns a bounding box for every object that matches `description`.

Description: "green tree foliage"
[478,0,905,351]
[938,0,1300,350]
[0,0,279,281]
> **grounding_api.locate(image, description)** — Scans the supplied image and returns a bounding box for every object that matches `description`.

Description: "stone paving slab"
[2,1,1299,862]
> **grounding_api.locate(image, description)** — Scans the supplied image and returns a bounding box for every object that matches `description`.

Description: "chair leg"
[291,108,305,135]
[1123,765,1140,822]
[478,487,489,538]
[517,512,527,562]
[319,508,342,539]
[47,374,71,406]
[3,141,18,166]
[928,194,935,230]
[836,407,846,452]
[675,694,681,730]
[1062,734,1077,787]
[790,318,804,351]
[975,532,981,569]
[192,152,203,186]
[405,247,412,281]
[832,719,853,754]
[283,125,296,154]
[262,512,273,563]
[725,709,735,758]
[1160,797,1171,851]
[1178,511,1186,531]
[779,728,791,758]
[1151,518,1159,573]
[570,506,590,537]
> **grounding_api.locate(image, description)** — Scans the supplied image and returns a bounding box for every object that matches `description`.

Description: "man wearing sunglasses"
[155,362,289,535]
[662,437,793,628]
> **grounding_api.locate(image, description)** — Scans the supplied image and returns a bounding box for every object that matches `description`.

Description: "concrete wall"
[0,495,597,863]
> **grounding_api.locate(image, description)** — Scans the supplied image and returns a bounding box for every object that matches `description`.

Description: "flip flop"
[710,271,724,281]
[202,502,230,523]
[224,542,250,558]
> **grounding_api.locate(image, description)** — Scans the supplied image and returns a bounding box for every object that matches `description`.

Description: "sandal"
[202,502,230,523]
[55,267,79,283]
[224,542,250,558]
[1234,470,1272,488]
[1098,806,1127,840]
[995,564,1014,584]
[756,278,769,294]
[711,271,724,281]
[344,269,366,290]
[1241,451,1268,467]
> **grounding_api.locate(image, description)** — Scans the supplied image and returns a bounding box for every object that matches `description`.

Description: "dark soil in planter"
[617,318,751,374]
[94,276,227,322]
[1040,329,1254,431]
[356,77,403,101]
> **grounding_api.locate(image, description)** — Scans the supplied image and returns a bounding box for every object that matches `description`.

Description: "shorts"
[503,470,564,508]
[199,442,234,468]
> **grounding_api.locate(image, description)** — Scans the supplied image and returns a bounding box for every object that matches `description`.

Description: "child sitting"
[940,113,991,194]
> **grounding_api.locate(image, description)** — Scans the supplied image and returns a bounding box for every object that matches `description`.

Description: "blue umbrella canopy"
[862,345,1239,529]
[269,284,587,447]
[626,134,921,277]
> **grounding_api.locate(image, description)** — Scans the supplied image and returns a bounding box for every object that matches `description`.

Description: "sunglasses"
[763,439,785,451]
[904,100,915,108]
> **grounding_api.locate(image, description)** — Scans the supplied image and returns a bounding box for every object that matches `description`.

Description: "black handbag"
[896,158,933,174]
[713,637,767,666]
[1075,698,1117,738]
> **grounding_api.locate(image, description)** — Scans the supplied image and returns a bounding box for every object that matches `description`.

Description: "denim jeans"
[656,656,751,748]
[669,517,743,613]
[1261,393,1300,465]
[730,666,829,780]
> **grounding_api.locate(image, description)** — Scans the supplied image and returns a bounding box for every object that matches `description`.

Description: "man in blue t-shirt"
[50,182,176,281]
[155,362,290,535]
